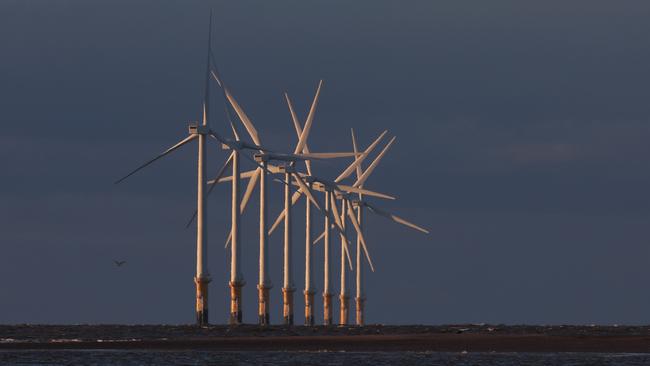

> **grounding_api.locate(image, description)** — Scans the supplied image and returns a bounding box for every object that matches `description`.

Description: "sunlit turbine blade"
[225,166,259,249]
[335,130,388,183]
[312,229,326,245]
[228,119,241,141]
[115,134,196,184]
[365,202,430,234]
[285,92,312,175]
[299,152,357,159]
[291,173,322,212]
[334,184,395,200]
[351,128,364,201]
[218,139,287,184]
[292,174,353,269]
[208,51,243,141]
[268,190,304,236]
[210,169,258,184]
[240,168,261,213]
[353,136,396,187]
[346,201,375,272]
[329,194,353,269]
[210,70,261,146]
[293,80,322,155]
[285,93,302,138]
[185,152,234,229]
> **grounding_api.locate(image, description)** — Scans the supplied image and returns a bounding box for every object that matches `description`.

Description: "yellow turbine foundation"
[258,285,271,325]
[323,293,333,325]
[229,281,243,325]
[282,287,295,325]
[339,294,350,325]
[304,290,315,326]
[194,277,210,326]
[355,297,365,326]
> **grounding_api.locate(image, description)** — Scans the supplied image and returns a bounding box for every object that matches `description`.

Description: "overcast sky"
[1,0,650,325]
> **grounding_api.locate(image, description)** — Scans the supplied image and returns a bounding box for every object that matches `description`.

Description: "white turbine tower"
[350,129,365,325]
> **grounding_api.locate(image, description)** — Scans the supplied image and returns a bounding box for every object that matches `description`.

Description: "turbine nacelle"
[188,123,210,135]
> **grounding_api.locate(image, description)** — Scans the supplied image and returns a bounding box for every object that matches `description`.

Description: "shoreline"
[2,325,650,353]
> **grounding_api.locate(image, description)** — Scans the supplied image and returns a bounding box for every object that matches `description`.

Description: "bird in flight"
[113,260,127,267]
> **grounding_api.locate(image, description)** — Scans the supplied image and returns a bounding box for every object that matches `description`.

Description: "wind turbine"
[211,82,274,326]
[278,80,359,325]
[282,86,320,325]
[277,82,383,325]
[181,47,264,325]
[266,127,389,325]
[115,16,217,326]
[209,60,246,325]
[315,134,430,325]
[325,135,398,325]
[116,17,286,326]
[279,80,321,325]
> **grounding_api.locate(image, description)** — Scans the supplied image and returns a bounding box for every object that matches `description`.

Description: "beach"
[2,324,650,353]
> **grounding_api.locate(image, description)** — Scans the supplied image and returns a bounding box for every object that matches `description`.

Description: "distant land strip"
[2,325,650,353]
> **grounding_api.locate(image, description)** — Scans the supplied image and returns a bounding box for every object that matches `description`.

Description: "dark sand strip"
[3,334,650,353]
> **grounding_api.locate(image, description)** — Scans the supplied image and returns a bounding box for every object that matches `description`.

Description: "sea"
[1,350,650,366]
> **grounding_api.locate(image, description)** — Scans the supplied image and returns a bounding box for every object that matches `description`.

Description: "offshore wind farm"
[4,1,650,365]
[114,17,429,328]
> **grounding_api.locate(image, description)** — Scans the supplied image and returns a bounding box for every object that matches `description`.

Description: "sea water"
[2,350,650,366]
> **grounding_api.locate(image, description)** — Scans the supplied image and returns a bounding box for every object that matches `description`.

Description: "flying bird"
[113,260,126,267]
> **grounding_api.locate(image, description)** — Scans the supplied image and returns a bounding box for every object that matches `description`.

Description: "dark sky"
[2,0,650,325]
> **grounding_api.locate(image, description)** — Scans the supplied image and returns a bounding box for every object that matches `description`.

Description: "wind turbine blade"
[335,130,388,183]
[285,93,302,138]
[334,185,395,200]
[299,152,357,159]
[211,133,285,183]
[268,190,303,236]
[209,169,258,184]
[329,194,353,269]
[185,152,234,229]
[365,202,430,234]
[285,93,313,176]
[350,128,363,181]
[240,169,260,213]
[208,51,244,141]
[210,71,261,146]
[312,229,326,245]
[346,202,375,272]
[229,119,241,141]
[201,11,213,128]
[292,173,352,268]
[353,136,396,187]
[293,80,322,155]
[115,134,196,184]
[292,173,322,212]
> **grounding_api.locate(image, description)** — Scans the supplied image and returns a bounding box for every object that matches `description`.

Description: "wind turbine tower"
[279,164,296,325]
[254,156,272,325]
